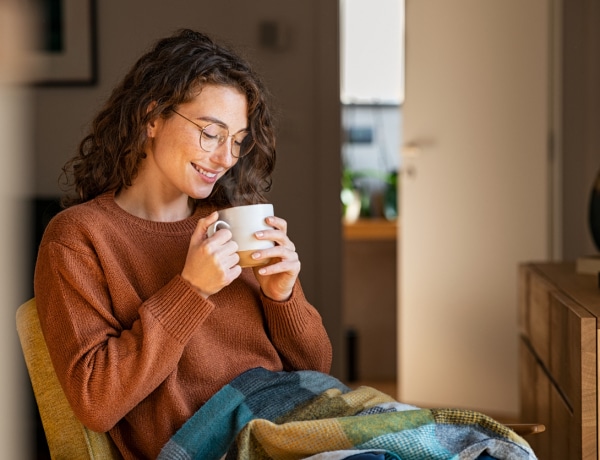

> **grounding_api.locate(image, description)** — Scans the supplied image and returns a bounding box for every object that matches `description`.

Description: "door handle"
[402,137,436,157]
[402,141,423,158]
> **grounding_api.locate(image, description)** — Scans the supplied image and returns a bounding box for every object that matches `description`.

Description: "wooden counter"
[343,218,398,241]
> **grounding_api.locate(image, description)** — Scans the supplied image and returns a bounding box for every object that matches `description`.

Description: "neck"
[115,188,194,222]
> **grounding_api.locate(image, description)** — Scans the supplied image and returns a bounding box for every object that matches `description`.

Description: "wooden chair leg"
[505,423,546,436]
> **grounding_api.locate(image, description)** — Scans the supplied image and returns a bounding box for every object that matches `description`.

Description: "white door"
[399,0,552,417]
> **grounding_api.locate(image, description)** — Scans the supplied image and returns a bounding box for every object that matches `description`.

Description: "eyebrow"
[197,116,249,135]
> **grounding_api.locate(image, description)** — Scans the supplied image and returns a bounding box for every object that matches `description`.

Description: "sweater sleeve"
[34,237,213,433]
[260,281,333,374]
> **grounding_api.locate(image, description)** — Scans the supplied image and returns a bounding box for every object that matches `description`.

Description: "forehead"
[185,84,248,126]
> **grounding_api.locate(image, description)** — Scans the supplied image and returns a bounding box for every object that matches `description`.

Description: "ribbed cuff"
[261,282,313,337]
[144,275,214,344]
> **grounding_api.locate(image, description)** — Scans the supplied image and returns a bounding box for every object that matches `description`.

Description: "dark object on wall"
[589,168,600,251]
[258,20,288,51]
[31,0,98,86]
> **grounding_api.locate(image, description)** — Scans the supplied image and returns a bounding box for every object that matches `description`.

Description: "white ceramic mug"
[207,203,275,268]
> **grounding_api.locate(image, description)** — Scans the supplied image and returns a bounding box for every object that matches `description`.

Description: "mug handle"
[207,220,230,237]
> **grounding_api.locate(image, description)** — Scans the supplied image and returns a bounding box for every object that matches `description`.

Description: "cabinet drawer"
[527,271,553,369]
[549,291,596,459]
[549,381,574,460]
[519,339,551,459]
[549,380,596,460]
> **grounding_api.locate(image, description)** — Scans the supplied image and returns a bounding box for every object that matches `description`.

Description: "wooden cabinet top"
[527,261,600,321]
[343,219,398,241]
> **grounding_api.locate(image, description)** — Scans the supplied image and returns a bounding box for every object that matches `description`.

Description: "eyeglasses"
[172,110,253,158]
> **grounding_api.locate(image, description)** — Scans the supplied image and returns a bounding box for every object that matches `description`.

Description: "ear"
[145,101,159,138]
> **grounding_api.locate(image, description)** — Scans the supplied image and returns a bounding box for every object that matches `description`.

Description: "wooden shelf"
[343,218,398,241]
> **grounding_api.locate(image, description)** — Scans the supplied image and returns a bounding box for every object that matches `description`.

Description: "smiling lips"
[192,163,218,180]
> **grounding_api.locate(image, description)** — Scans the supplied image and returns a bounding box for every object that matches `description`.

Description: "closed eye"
[233,132,249,146]
[202,131,220,141]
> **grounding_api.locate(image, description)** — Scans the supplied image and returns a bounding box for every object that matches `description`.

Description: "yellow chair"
[16,298,122,460]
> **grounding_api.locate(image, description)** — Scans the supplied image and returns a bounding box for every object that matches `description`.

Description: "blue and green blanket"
[158,367,537,460]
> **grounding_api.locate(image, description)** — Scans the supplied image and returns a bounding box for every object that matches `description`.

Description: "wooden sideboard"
[519,262,598,459]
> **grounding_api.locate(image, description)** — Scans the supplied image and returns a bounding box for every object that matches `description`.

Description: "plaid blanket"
[158,367,537,460]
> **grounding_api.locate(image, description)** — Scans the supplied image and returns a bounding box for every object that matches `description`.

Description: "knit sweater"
[33,192,333,459]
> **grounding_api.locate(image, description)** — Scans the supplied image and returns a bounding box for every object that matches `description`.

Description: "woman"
[34,29,332,459]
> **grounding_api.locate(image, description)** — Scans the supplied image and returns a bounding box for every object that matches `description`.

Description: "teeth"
[193,164,217,178]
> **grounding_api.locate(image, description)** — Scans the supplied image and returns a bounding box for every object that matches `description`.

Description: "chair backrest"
[16,298,123,459]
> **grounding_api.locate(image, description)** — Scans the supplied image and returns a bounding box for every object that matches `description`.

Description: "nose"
[210,137,236,167]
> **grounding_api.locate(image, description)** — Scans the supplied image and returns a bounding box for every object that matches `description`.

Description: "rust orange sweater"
[33,192,332,459]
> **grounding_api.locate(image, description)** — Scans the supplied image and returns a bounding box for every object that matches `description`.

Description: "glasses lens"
[232,133,253,158]
[200,124,226,152]
[199,123,253,158]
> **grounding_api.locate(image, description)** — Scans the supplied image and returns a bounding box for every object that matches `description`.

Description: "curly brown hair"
[61,29,276,208]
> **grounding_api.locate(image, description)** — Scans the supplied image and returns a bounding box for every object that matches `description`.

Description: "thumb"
[194,211,219,240]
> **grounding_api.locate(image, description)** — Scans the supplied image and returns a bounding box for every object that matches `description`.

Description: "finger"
[201,211,219,226]
[265,216,287,233]
[255,257,300,276]
[252,244,298,265]
[193,211,219,239]
[219,250,242,271]
[205,232,238,256]
[255,229,295,251]
[211,229,236,248]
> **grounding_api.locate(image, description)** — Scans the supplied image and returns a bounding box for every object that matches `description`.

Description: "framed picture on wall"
[29,0,97,86]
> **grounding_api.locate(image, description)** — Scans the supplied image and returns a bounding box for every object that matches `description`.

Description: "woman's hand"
[181,212,242,298]
[251,215,300,301]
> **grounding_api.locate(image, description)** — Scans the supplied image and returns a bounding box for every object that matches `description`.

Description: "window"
[340,0,404,105]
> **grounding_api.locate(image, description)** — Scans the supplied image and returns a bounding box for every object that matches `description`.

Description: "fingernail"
[259,268,267,275]
[255,231,264,238]
[252,252,261,259]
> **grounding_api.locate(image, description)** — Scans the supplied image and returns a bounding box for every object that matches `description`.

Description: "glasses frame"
[172,110,252,159]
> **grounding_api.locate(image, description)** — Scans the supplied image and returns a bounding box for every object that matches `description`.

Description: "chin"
[188,188,214,200]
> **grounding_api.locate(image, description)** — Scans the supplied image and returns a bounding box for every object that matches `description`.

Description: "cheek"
[151,129,191,161]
